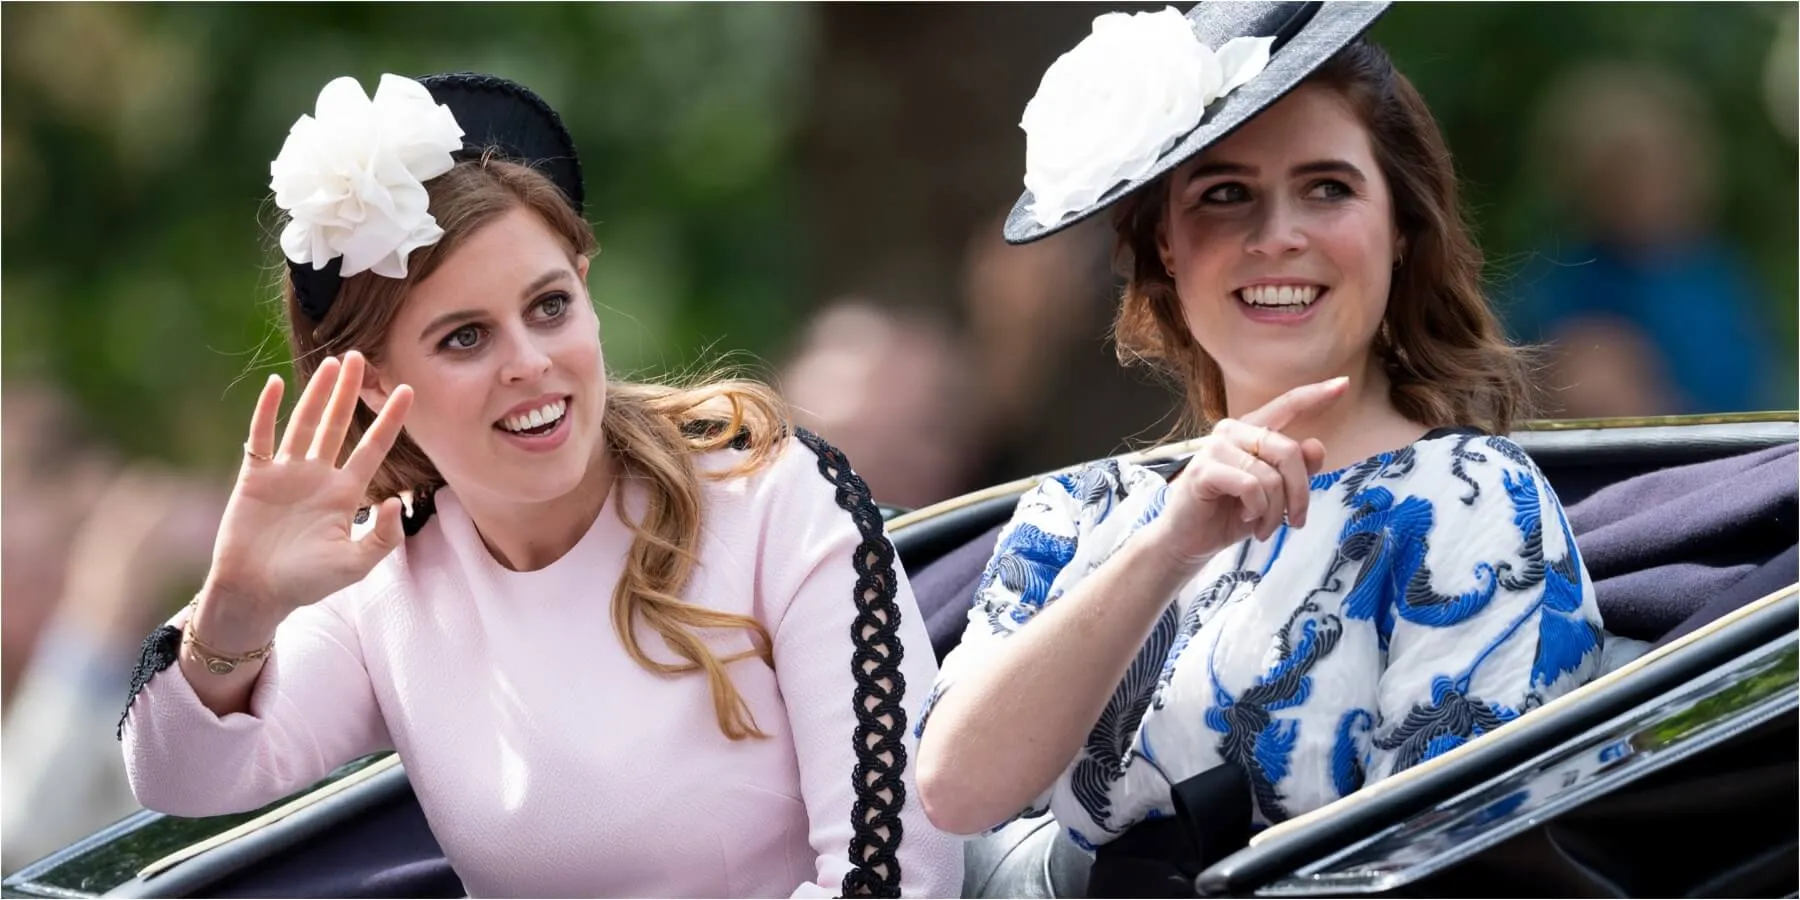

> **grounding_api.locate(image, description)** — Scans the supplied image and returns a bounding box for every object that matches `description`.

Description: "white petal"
[280,219,313,265]
[312,76,375,124]
[386,222,445,279]
[308,225,336,272]
[1192,42,1226,108]
[1215,36,1274,95]
[270,116,328,197]
[367,252,408,281]
[373,73,465,177]
[337,214,408,278]
[1021,7,1213,228]
[372,73,435,107]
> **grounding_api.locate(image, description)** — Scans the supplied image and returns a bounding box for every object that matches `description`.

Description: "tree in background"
[794,1,1797,478]
[3,2,814,469]
[4,1,1794,478]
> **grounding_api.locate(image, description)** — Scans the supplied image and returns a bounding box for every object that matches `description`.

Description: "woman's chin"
[1219,360,1355,404]
[450,459,593,508]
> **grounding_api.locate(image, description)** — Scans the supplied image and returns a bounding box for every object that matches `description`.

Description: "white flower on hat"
[1021,7,1273,228]
[270,74,466,279]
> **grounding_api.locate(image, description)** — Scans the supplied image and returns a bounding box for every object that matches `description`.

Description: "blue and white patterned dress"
[917,430,1605,850]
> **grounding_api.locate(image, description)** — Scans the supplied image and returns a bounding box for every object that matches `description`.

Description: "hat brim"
[1002,1,1390,245]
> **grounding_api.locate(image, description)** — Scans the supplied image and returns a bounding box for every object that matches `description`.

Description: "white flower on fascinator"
[270,74,466,279]
[1021,7,1273,228]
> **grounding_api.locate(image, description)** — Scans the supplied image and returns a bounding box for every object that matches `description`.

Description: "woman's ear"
[1155,220,1176,280]
[359,360,393,414]
[576,254,591,281]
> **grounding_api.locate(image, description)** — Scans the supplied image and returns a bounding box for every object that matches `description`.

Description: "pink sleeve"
[759,434,965,898]
[120,590,392,819]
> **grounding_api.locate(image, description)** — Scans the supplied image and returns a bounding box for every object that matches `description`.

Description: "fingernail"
[1330,376,1349,388]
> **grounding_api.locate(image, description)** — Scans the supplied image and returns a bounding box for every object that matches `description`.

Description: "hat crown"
[1002,0,1390,245]
[1187,1,1321,52]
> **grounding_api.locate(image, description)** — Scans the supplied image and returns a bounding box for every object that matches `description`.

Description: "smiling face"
[362,205,606,510]
[1156,83,1400,407]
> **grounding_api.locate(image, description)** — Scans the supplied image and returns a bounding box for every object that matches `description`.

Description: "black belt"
[1087,763,1255,898]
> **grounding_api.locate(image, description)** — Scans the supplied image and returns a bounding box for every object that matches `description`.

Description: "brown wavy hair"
[1112,37,1535,437]
[281,156,787,740]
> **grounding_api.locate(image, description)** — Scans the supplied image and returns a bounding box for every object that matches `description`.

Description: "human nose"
[497,329,552,384]
[1244,195,1310,258]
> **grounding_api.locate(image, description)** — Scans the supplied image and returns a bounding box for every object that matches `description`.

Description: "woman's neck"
[457,445,618,572]
[1222,360,1429,472]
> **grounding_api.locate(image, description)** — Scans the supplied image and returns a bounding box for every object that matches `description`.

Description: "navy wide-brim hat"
[1003,0,1390,245]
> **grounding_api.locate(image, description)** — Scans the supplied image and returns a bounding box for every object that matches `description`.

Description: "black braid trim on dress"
[117,625,183,740]
[793,427,908,898]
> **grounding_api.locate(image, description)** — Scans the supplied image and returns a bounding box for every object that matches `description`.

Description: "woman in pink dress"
[118,71,962,899]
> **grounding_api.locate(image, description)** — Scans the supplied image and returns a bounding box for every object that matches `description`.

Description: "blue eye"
[537,292,569,319]
[1309,180,1353,200]
[443,324,482,351]
[1201,183,1250,204]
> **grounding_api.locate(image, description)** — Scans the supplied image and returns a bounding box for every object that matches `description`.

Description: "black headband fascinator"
[278,72,586,321]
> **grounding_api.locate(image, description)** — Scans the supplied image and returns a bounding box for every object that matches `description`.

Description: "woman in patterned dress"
[915,2,1605,889]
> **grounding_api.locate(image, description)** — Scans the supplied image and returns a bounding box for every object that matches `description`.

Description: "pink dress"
[121,434,964,898]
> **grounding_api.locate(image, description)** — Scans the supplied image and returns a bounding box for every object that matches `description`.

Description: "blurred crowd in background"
[2,1,1794,872]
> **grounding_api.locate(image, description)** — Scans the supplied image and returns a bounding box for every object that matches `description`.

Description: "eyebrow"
[1185,158,1369,183]
[416,268,572,343]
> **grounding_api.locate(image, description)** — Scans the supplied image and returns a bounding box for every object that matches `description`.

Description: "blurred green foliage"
[2,2,815,468]
[1371,2,1798,354]
[3,2,1793,473]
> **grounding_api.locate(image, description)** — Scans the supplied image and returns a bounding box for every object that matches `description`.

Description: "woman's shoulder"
[1001,455,1172,541]
[1402,428,1544,482]
[1376,427,1566,526]
[1033,455,1170,506]
[691,427,880,525]
[691,425,842,485]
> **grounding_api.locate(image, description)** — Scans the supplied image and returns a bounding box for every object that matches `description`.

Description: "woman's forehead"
[407,210,577,310]
[1188,86,1373,173]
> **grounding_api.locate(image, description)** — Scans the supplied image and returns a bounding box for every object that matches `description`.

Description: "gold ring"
[244,442,273,462]
[1249,427,1268,460]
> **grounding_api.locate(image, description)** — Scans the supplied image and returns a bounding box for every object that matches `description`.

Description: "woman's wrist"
[1132,516,1215,583]
[189,582,287,652]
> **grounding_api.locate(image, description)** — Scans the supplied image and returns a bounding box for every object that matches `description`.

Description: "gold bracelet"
[183,599,275,675]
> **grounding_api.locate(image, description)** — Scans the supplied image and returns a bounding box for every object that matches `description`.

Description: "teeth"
[1240,284,1320,307]
[500,399,567,433]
